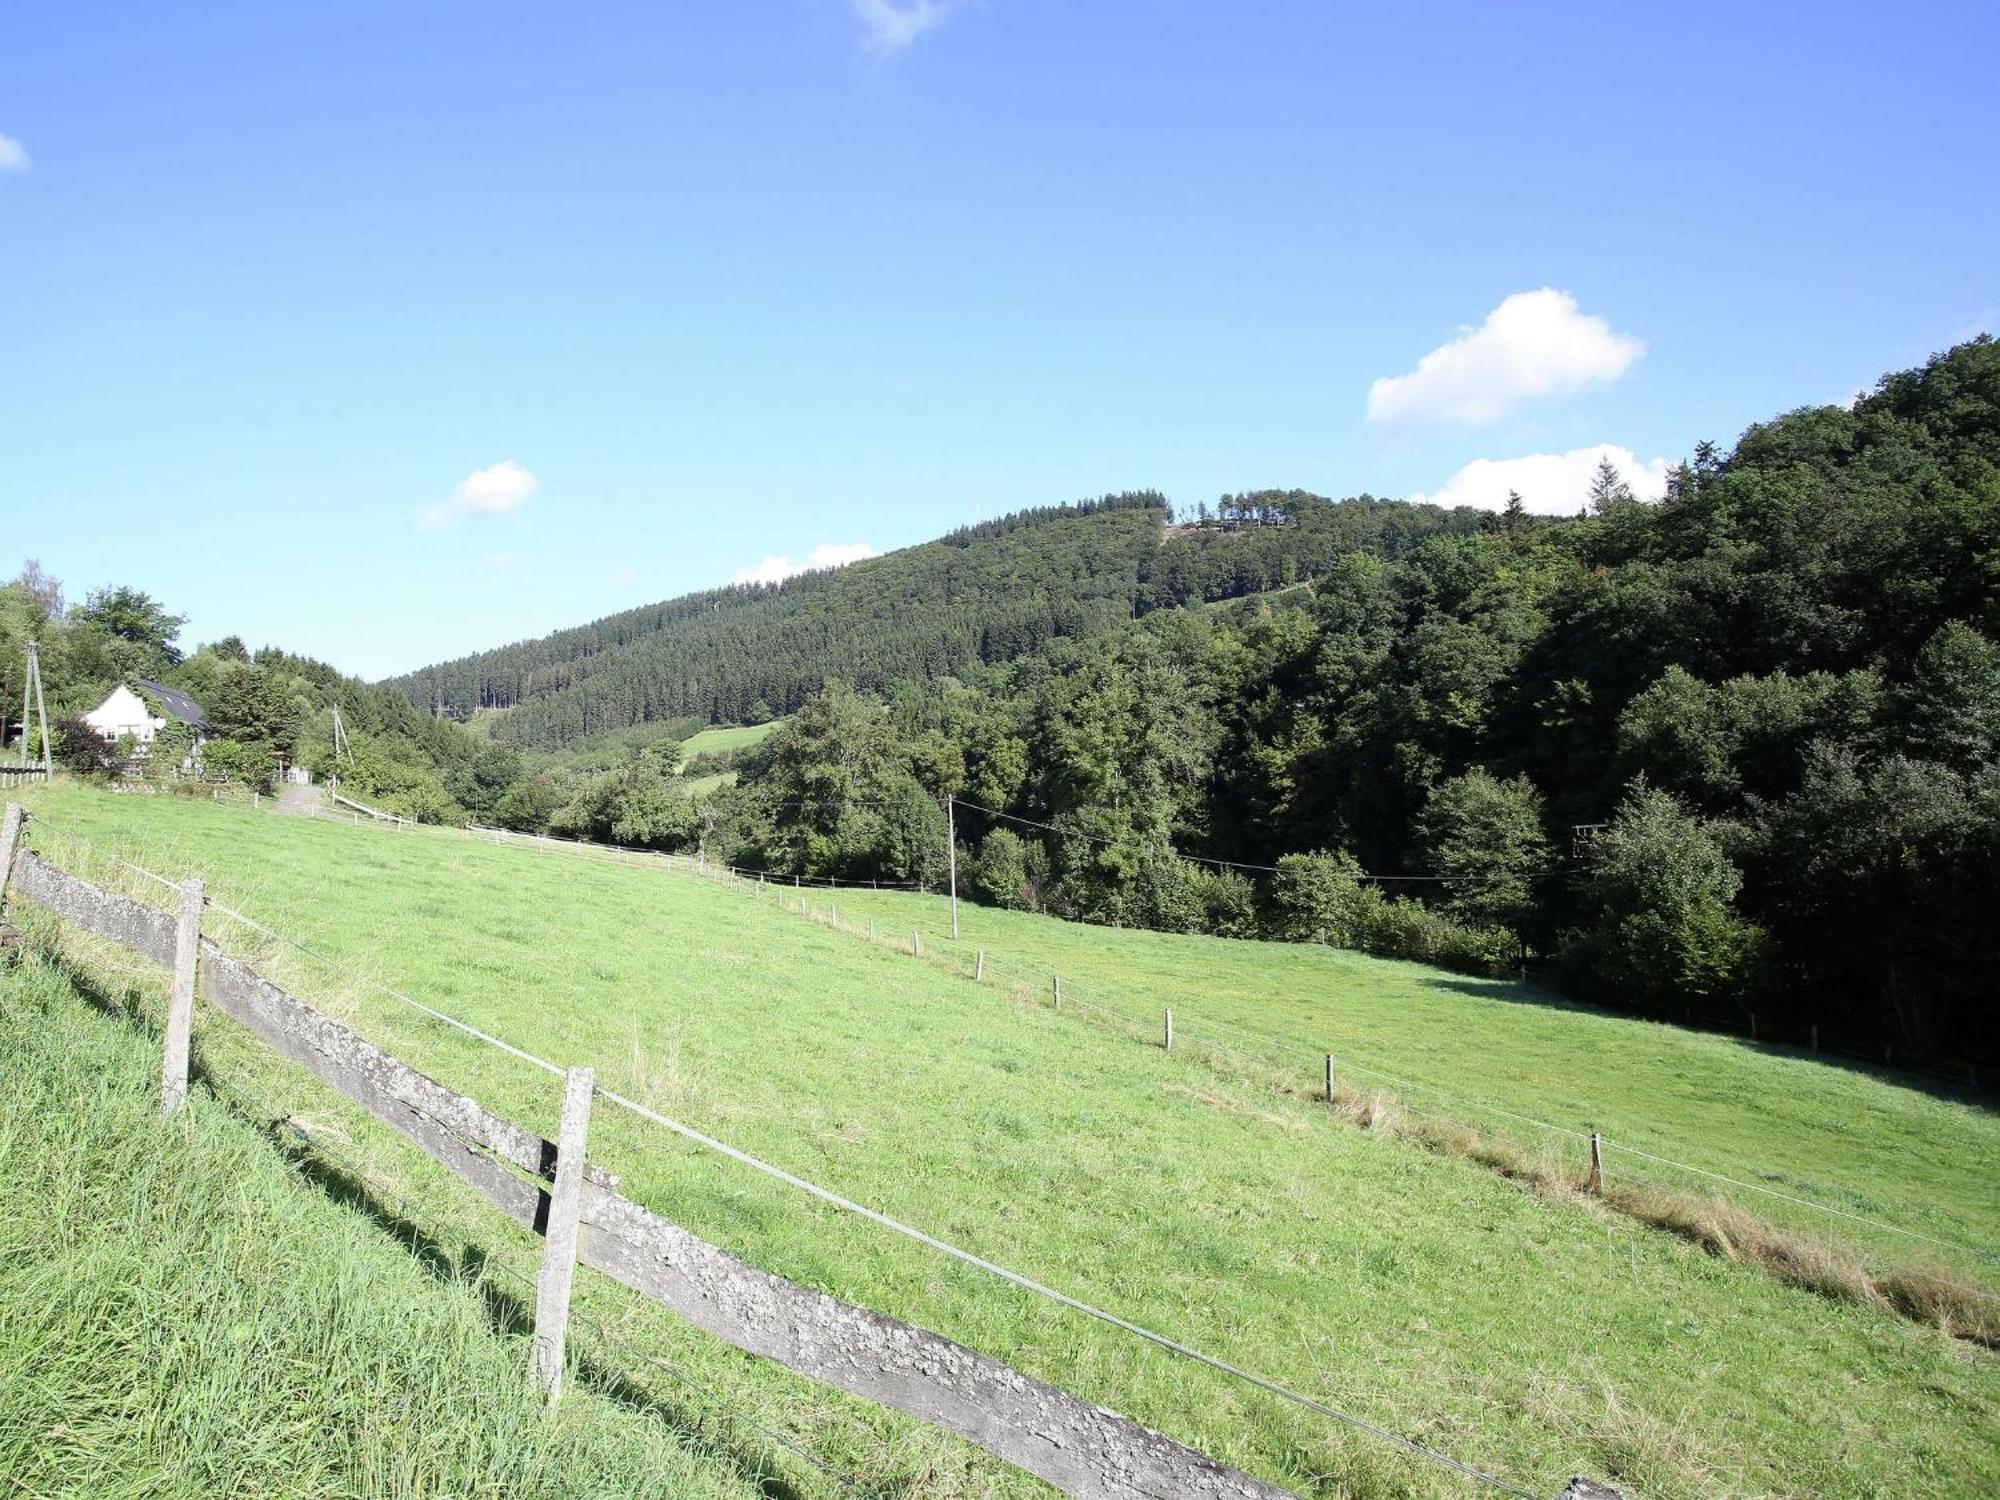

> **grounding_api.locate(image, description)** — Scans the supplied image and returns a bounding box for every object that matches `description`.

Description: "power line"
[949,795,1505,882]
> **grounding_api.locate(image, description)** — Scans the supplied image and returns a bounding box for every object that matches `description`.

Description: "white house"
[83,680,211,767]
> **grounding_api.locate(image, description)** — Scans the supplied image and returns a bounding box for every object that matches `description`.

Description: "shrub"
[970,828,1031,909]
[1263,851,1375,944]
[50,714,116,778]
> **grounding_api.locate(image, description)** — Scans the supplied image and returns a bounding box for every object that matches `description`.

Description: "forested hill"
[383,490,1479,749]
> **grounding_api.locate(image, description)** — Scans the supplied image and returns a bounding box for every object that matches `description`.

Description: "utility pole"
[22,643,51,776]
[947,795,959,941]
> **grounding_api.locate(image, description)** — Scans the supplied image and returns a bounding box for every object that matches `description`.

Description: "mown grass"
[0,950,782,1500]
[677,720,785,759]
[806,884,2000,1286]
[7,783,2000,1499]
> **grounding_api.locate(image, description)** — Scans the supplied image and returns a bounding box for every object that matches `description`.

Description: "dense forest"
[383,492,1483,746]
[10,337,1995,1067]
[686,338,1997,1068]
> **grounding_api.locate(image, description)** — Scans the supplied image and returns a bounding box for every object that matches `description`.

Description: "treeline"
[383,491,1485,748]
[0,576,521,825]
[677,338,1998,1067]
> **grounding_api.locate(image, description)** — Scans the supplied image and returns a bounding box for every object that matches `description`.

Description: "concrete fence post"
[0,803,23,906]
[162,878,205,1116]
[531,1066,595,1406]
[975,949,985,981]
[1163,1008,1174,1052]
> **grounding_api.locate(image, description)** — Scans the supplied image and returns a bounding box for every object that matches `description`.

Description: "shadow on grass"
[42,947,824,1500]
[1422,972,1994,1114]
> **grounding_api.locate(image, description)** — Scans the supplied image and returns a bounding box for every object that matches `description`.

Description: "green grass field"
[809,885,2000,1285]
[681,770,740,798]
[0,952,776,1500]
[6,783,1999,1499]
[677,720,785,759]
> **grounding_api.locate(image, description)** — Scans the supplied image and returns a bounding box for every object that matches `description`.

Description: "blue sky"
[4,1,1995,679]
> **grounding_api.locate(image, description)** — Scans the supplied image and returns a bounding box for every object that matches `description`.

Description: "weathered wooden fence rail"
[0,822,1300,1500]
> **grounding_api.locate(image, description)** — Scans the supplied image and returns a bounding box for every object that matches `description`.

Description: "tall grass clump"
[0,950,771,1500]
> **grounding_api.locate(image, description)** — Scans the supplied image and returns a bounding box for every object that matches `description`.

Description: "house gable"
[83,684,167,743]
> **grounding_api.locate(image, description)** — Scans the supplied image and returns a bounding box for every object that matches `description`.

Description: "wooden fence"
[0,806,1296,1500]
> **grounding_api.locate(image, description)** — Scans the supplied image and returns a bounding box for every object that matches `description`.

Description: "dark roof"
[135,679,211,732]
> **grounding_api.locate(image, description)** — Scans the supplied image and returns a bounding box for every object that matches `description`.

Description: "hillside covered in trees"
[12,338,1995,1068]
[383,492,1482,747]
[0,579,520,825]
[686,338,1997,1069]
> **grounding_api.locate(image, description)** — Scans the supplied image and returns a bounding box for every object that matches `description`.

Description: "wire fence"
[57,797,2000,1284]
[736,878,2000,1286]
[12,810,1552,1499]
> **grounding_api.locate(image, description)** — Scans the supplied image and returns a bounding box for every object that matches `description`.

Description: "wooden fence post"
[162,879,205,1116]
[531,1066,595,1406]
[0,803,23,905]
[1324,1053,1336,1104]
[1052,973,1061,1010]
[1163,1008,1174,1052]
[1588,1133,1604,1195]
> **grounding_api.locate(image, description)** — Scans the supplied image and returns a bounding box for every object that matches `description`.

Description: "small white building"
[83,679,211,768]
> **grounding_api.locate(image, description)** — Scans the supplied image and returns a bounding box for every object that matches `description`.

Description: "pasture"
[5,783,1997,1499]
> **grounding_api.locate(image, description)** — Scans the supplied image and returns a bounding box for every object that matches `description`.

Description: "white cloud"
[421,460,538,529]
[0,135,29,173]
[1367,288,1645,426]
[480,551,527,572]
[1413,443,1670,515]
[732,541,880,586]
[851,0,961,56]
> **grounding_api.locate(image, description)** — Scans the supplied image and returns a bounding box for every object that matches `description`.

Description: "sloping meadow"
[9,784,1999,1499]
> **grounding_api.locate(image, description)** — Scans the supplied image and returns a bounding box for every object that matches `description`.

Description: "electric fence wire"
[751,851,2000,1267]
[17,812,1542,1499]
[84,806,1997,1267]
[201,1058,878,1499]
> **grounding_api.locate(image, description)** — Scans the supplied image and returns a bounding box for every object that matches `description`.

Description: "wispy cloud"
[851,0,962,56]
[1413,443,1669,515]
[0,134,29,173]
[421,460,538,529]
[732,541,879,586]
[1368,288,1644,426]
[480,550,527,572]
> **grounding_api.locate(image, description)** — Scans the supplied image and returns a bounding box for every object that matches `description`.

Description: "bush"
[1564,781,1767,1013]
[1189,866,1258,938]
[49,714,116,778]
[970,828,1032,908]
[1264,851,1375,944]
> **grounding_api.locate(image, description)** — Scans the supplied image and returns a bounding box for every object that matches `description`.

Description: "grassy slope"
[677,720,785,759]
[0,953,772,1500]
[9,784,1999,1499]
[811,886,2000,1281]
